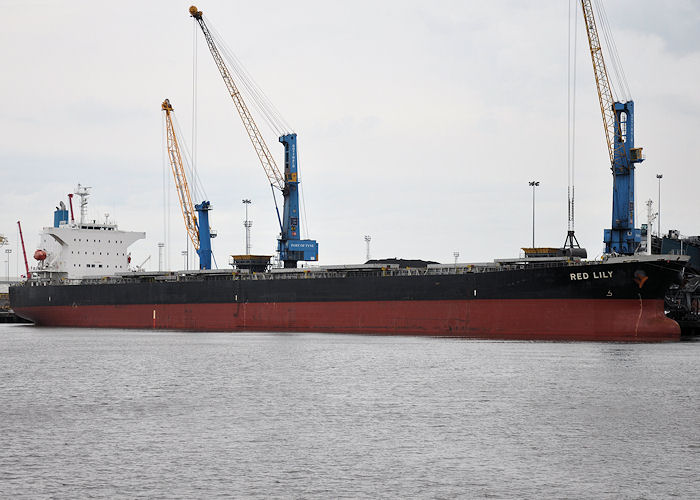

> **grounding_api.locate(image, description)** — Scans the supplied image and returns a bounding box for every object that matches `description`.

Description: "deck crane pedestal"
[162,99,215,270]
[189,5,318,268]
[580,0,644,255]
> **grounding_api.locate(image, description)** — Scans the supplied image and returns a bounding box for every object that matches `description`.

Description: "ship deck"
[23,254,688,288]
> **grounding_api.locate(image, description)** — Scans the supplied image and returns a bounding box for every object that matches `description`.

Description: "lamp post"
[157,243,165,272]
[243,199,252,254]
[529,181,540,248]
[364,235,371,262]
[5,248,12,282]
[181,250,188,270]
[656,174,663,238]
[453,251,459,265]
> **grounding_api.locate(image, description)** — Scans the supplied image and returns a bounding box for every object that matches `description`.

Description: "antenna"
[68,193,75,222]
[645,199,657,255]
[656,174,663,237]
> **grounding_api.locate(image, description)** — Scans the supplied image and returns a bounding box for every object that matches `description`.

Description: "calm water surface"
[1,324,698,498]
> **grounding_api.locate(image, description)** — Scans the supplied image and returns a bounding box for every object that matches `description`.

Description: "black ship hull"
[10,256,687,341]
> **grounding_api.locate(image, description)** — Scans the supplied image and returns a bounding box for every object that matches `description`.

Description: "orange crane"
[162,98,214,269]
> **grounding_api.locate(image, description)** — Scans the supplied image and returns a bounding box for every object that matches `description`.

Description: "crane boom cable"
[191,21,197,207]
[207,19,286,131]
[211,31,279,134]
[207,21,293,136]
[571,5,577,233]
[191,10,285,191]
[580,0,625,168]
[296,154,310,239]
[226,52,285,136]
[172,113,208,201]
[593,0,631,100]
[567,0,571,230]
[567,0,579,232]
[162,113,169,269]
[299,175,310,239]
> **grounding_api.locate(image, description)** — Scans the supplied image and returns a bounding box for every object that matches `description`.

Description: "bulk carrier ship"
[8,4,693,341]
[8,192,690,342]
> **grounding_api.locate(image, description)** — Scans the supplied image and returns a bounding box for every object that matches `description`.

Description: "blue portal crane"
[162,99,214,270]
[189,5,318,268]
[580,0,644,255]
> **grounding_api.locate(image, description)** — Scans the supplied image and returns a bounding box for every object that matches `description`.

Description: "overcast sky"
[1,0,698,275]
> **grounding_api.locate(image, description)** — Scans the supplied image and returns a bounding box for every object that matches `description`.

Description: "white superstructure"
[34,186,145,279]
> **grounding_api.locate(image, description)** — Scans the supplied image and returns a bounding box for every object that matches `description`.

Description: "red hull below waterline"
[14,298,680,342]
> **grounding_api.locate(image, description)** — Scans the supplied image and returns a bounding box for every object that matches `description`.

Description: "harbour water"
[1,324,698,498]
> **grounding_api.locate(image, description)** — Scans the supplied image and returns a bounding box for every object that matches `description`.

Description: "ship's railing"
[24,256,598,286]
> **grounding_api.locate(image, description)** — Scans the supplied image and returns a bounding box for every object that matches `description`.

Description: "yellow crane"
[162,98,214,269]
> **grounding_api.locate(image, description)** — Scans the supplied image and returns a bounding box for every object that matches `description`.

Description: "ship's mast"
[75,184,91,225]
